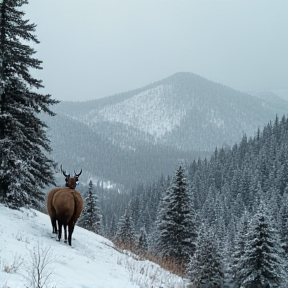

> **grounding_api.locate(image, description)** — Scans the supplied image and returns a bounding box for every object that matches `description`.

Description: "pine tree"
[79,180,102,234]
[235,200,286,288]
[232,210,250,287]
[155,164,197,268]
[115,209,135,249]
[109,213,117,239]
[138,227,148,254]
[186,224,224,288]
[0,0,58,209]
[278,191,288,259]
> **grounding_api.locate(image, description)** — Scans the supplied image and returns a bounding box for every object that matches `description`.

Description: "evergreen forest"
[96,116,288,287]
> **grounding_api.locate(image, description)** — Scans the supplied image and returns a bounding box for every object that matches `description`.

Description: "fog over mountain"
[25,0,288,102]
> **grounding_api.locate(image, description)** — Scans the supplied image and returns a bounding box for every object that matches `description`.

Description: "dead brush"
[114,241,187,277]
[2,253,24,274]
[144,253,187,277]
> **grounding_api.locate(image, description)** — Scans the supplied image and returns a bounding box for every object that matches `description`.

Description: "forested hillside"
[99,115,288,287]
[42,72,288,188]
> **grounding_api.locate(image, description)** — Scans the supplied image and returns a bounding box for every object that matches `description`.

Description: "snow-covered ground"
[0,204,185,288]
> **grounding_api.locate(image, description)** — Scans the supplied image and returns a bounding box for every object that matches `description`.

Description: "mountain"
[0,204,183,287]
[42,72,288,187]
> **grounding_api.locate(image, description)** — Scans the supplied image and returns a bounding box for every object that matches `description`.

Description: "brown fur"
[51,188,83,246]
[69,190,83,224]
[46,187,64,233]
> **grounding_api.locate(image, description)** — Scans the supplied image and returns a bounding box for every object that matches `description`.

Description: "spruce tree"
[138,227,148,254]
[278,191,288,260]
[115,209,135,249]
[232,210,250,287]
[109,213,117,239]
[0,0,58,209]
[236,200,286,288]
[155,164,197,268]
[79,180,102,234]
[186,224,224,288]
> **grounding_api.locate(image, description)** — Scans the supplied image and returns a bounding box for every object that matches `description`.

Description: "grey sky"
[24,0,288,102]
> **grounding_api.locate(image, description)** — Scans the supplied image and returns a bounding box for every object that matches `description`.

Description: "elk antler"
[60,164,70,178]
[74,169,82,177]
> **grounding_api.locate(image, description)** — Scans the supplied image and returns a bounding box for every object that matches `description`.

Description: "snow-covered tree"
[138,227,148,254]
[278,191,288,261]
[231,210,250,287]
[115,209,135,248]
[235,200,287,288]
[79,180,102,234]
[0,0,58,209]
[109,213,117,239]
[186,224,224,288]
[155,164,197,267]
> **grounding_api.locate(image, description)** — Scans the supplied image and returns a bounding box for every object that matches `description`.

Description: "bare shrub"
[13,231,29,243]
[2,253,24,274]
[25,241,54,288]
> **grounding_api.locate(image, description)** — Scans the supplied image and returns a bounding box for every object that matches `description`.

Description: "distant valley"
[41,72,288,188]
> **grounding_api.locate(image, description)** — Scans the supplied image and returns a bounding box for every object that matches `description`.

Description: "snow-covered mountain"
[41,72,288,187]
[0,204,185,288]
[52,72,288,150]
[89,85,184,138]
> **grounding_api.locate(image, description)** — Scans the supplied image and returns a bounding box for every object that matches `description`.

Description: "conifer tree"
[109,213,117,239]
[0,0,58,209]
[138,227,148,254]
[155,164,197,268]
[235,200,286,288]
[186,224,224,288]
[232,210,250,287]
[79,180,102,234]
[115,209,135,248]
[278,191,288,259]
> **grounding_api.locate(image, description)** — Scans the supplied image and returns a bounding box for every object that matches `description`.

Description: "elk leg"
[68,222,75,246]
[57,221,62,242]
[64,224,68,243]
[51,217,57,234]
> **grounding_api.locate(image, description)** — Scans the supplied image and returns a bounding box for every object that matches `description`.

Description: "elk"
[46,166,83,245]
[52,188,83,246]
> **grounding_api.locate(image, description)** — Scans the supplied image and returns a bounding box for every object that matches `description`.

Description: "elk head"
[60,164,82,189]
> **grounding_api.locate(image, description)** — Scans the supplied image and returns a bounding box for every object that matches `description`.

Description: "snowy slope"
[97,85,186,138]
[0,204,185,288]
[56,72,288,152]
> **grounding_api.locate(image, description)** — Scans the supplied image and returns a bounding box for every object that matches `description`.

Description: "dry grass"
[2,253,24,274]
[114,241,187,276]
[117,254,186,288]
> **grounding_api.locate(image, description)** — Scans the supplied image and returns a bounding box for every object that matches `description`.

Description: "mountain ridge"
[42,72,288,187]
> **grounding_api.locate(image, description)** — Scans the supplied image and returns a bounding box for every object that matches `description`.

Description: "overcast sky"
[24,0,288,102]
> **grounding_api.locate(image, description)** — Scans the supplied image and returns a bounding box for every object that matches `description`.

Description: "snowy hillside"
[97,85,186,138]
[0,204,185,288]
[40,72,288,187]
[53,72,288,152]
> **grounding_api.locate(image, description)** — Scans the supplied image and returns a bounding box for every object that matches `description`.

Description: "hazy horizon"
[24,0,288,102]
